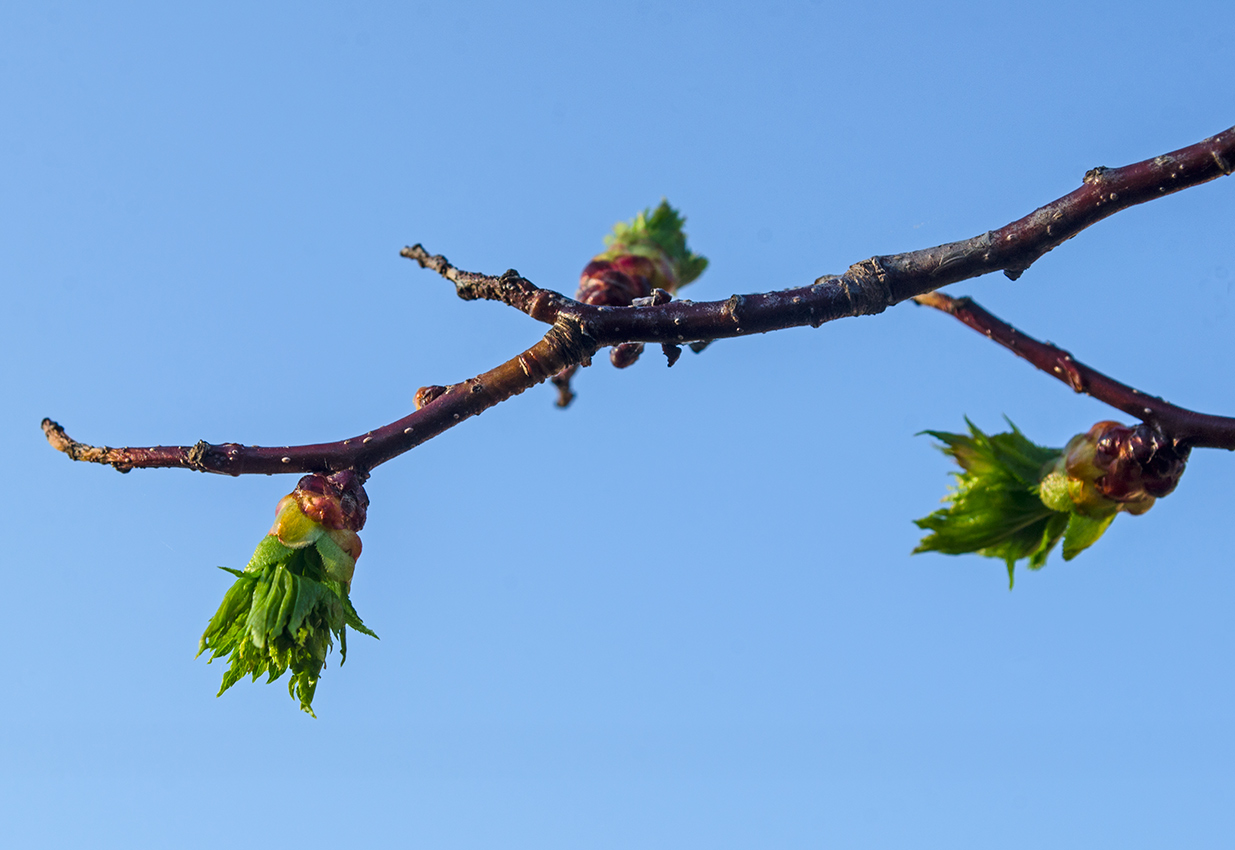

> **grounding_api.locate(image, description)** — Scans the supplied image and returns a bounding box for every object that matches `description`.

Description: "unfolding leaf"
[198,530,376,716]
[1061,512,1115,561]
[914,420,1066,581]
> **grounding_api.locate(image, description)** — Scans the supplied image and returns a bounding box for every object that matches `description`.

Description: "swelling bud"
[1041,421,1188,518]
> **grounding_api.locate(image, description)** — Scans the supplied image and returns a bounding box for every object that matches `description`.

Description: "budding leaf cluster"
[600,199,709,288]
[198,535,376,716]
[911,418,1186,587]
[198,472,377,716]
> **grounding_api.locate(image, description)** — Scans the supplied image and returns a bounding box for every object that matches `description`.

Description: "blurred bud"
[576,257,664,305]
[551,201,708,402]
[610,342,645,368]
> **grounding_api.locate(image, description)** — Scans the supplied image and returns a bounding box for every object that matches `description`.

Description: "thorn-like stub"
[1057,354,1085,393]
[41,418,70,453]
[550,370,576,408]
[631,287,673,308]
[662,343,682,367]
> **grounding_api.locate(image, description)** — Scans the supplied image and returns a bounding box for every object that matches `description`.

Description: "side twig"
[913,291,1235,451]
[399,245,566,322]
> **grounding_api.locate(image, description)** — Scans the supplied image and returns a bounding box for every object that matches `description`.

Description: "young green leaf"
[914,419,1067,586]
[1061,512,1116,561]
[913,417,1183,584]
[198,537,377,716]
[601,200,708,288]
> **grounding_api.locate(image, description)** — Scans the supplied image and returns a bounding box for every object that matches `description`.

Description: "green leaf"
[288,575,332,636]
[199,533,377,716]
[340,595,378,639]
[314,533,356,584]
[1061,512,1116,561]
[603,200,708,287]
[198,569,257,658]
[245,535,293,572]
[914,419,1067,583]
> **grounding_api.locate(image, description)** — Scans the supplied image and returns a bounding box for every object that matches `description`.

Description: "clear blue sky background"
[3,2,1233,847]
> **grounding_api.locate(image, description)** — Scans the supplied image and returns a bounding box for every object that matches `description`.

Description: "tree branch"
[43,126,1235,474]
[912,291,1235,451]
[41,316,598,476]
[410,126,1235,342]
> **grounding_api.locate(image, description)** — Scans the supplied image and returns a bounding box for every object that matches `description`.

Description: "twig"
[400,245,565,322]
[913,291,1235,451]
[44,126,1235,474]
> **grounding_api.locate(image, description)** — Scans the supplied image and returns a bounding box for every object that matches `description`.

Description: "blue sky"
[3,2,1233,847]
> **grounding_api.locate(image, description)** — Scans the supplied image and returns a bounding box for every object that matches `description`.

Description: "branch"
[412,126,1235,344]
[913,291,1235,451]
[44,126,1235,474]
[42,317,597,476]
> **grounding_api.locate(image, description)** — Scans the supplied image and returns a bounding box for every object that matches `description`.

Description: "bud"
[576,256,668,306]
[1042,421,1188,518]
[198,470,377,716]
[270,471,368,580]
[917,418,1189,587]
[414,385,448,410]
[609,342,645,369]
[594,200,708,296]
[553,201,709,403]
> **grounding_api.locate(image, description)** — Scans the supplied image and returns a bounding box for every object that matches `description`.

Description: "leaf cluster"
[913,420,1115,586]
[604,199,709,286]
[198,535,376,716]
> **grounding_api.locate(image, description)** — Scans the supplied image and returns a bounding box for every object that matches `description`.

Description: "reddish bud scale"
[1064,421,1188,515]
[271,471,369,564]
[414,385,448,410]
[1088,421,1188,500]
[293,470,368,532]
[577,253,678,305]
[609,342,645,368]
